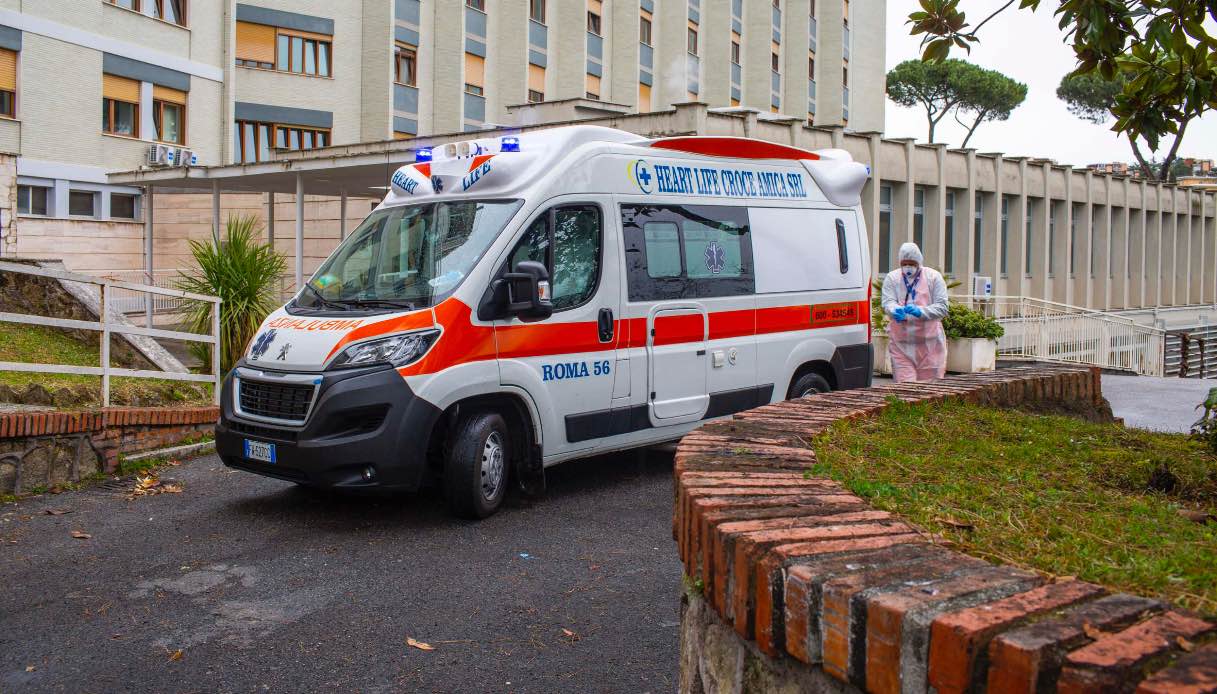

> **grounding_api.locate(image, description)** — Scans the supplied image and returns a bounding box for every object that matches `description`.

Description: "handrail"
[0,262,222,406]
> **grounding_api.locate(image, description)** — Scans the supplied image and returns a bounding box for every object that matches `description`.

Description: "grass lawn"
[0,322,214,407]
[810,399,1217,614]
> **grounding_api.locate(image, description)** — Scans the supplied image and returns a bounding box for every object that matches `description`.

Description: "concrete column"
[340,188,348,241]
[928,144,948,274]
[1110,178,1129,309]
[1092,177,1111,311]
[211,179,221,245]
[1132,180,1148,308]
[1148,185,1163,307]
[1206,212,1217,304]
[1189,195,1203,304]
[1165,190,1178,306]
[1030,162,1051,300]
[1014,158,1029,298]
[1061,169,1076,306]
[979,154,1003,293]
[1049,174,1072,305]
[143,185,154,328]
[1073,171,1094,308]
[960,149,978,294]
[864,133,882,280]
[266,192,275,247]
[295,173,304,291]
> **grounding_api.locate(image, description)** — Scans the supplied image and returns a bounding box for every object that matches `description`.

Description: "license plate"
[244,439,276,464]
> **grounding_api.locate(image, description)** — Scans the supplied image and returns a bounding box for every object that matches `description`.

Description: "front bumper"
[215,361,443,490]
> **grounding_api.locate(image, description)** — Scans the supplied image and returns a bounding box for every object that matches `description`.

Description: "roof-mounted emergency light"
[414,147,433,163]
[500,137,520,152]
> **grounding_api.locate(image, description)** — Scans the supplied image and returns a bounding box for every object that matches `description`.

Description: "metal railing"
[0,261,221,406]
[954,295,1167,377]
[98,269,192,315]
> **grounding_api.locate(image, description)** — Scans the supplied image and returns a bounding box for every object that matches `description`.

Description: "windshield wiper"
[338,298,417,310]
[299,283,348,311]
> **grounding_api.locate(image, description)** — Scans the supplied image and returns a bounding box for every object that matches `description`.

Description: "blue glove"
[891,307,908,322]
[904,305,924,318]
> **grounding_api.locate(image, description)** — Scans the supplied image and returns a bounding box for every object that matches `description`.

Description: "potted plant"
[942,302,1004,373]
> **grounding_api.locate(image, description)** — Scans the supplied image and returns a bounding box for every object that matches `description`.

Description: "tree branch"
[960,110,989,149]
[970,0,1019,36]
[1128,139,1155,180]
[1160,118,1191,182]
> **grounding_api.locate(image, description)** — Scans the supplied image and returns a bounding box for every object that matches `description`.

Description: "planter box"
[872,334,892,375]
[947,337,997,373]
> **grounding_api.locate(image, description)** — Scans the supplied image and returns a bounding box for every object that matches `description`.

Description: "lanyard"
[901,270,922,305]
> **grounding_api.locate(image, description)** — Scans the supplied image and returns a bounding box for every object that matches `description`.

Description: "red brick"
[1136,642,1217,694]
[866,566,1041,694]
[1058,611,1216,694]
[986,593,1163,694]
[927,580,1107,694]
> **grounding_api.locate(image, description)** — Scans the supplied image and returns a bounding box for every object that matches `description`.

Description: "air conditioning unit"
[972,275,993,297]
[164,147,177,166]
[147,144,170,167]
[176,149,195,167]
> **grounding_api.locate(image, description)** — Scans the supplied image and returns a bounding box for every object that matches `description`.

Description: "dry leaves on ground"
[168,649,184,661]
[45,509,71,516]
[70,530,91,540]
[127,475,183,500]
[561,628,580,642]
[406,637,434,651]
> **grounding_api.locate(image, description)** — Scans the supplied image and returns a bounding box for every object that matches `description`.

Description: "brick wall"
[0,406,218,495]
[674,365,1217,694]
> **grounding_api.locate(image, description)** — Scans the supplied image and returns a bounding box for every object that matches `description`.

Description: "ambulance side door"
[494,197,621,459]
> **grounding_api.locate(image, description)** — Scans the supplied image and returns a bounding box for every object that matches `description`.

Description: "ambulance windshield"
[297,199,522,311]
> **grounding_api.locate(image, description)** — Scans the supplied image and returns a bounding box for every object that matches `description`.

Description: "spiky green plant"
[176,215,286,374]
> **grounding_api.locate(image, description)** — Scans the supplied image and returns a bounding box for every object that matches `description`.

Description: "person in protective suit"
[881,242,949,383]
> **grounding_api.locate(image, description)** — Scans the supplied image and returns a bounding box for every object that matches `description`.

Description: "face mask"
[901,265,918,279]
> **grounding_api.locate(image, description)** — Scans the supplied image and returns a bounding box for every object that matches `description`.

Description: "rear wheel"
[443,410,510,519]
[787,372,832,399]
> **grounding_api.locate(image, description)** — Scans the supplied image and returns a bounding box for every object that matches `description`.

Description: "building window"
[235,21,276,69]
[395,43,417,86]
[466,0,484,10]
[1000,196,1010,277]
[107,0,187,27]
[276,31,331,77]
[1048,201,1057,276]
[1025,200,1035,277]
[17,185,48,216]
[530,0,545,22]
[731,41,740,64]
[878,184,892,272]
[772,52,780,72]
[102,74,140,137]
[69,191,97,217]
[586,73,600,100]
[275,125,329,151]
[974,193,984,274]
[687,27,698,55]
[843,64,849,86]
[111,193,138,220]
[638,82,651,112]
[587,11,601,34]
[464,52,484,97]
[528,89,544,103]
[153,87,186,144]
[913,187,925,250]
[944,191,955,275]
[641,16,652,45]
[0,48,15,118]
[528,63,545,102]
[235,120,329,163]
[808,56,815,79]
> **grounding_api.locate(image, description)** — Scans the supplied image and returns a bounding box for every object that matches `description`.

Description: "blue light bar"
[415,147,433,163]
[500,137,520,153]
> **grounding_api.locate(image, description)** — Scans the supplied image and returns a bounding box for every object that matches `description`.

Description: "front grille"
[237,378,316,423]
[228,420,299,443]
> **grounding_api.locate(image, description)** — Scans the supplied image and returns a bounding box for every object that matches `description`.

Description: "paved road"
[0,451,681,693]
[1101,374,1216,433]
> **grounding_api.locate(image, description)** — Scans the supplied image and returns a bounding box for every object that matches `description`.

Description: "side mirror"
[503,260,553,319]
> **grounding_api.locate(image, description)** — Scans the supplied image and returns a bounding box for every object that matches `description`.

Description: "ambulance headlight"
[331,329,440,369]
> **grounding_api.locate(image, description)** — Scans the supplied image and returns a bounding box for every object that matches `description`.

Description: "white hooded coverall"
[881,243,949,382]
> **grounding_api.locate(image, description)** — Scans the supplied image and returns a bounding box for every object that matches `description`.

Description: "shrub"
[176,215,287,375]
[1193,387,1217,454]
[942,303,1005,340]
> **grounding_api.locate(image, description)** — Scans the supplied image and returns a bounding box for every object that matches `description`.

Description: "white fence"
[0,261,221,406]
[955,295,1167,377]
[98,269,192,315]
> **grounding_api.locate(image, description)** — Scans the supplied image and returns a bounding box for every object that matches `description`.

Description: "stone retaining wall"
[0,406,218,494]
[674,365,1217,693]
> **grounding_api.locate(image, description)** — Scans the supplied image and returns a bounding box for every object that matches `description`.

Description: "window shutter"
[638,82,651,110]
[102,74,141,103]
[276,27,333,41]
[464,53,484,88]
[528,64,545,93]
[235,21,276,63]
[0,49,15,92]
[585,73,600,96]
[153,85,186,104]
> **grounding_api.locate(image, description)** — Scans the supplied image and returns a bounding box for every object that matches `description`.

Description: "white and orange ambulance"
[216,125,873,517]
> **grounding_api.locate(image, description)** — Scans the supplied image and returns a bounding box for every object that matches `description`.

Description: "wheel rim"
[800,385,825,398]
[480,431,506,501]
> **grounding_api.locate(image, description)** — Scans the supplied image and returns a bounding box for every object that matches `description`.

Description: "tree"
[955,68,1027,148]
[907,0,1217,181]
[886,58,1025,146]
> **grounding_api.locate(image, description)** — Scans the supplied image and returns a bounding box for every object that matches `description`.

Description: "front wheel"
[787,372,832,399]
[443,410,510,519]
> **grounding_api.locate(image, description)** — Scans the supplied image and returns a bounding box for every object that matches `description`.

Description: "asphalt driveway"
[0,450,681,693]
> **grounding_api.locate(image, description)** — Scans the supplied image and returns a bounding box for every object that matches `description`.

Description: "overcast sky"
[883,1,1217,165]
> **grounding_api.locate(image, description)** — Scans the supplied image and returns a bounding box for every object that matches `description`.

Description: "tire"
[443,410,510,519]
[787,372,832,400]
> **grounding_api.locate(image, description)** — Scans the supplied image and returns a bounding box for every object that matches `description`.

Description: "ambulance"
[215,125,873,518]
